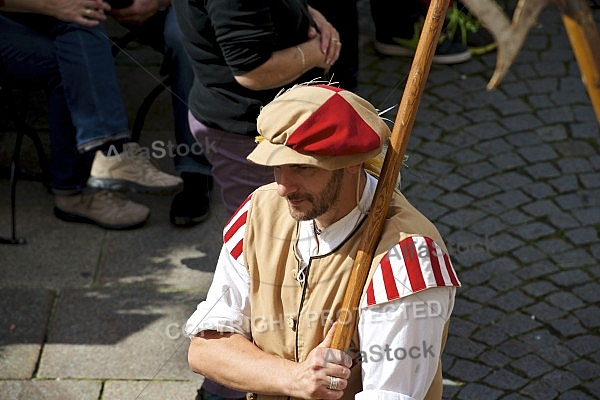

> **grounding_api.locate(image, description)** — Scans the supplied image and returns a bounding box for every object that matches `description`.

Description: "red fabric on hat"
[285,92,381,157]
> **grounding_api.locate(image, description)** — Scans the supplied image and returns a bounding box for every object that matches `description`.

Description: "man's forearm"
[189,331,296,396]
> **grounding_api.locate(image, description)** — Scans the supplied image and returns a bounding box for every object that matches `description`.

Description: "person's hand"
[287,324,352,399]
[109,0,164,25]
[307,6,341,67]
[49,0,110,26]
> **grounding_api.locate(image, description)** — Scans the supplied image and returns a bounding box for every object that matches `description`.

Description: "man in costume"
[185,84,461,400]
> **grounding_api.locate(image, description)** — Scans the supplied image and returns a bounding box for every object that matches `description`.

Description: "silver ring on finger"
[85,8,92,16]
[328,376,339,390]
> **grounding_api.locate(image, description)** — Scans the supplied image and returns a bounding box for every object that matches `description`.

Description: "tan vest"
[243,183,452,400]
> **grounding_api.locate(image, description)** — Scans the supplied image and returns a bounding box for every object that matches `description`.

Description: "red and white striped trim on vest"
[223,195,252,262]
[364,236,460,307]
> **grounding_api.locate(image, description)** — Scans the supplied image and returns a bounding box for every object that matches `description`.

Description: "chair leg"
[0,130,26,245]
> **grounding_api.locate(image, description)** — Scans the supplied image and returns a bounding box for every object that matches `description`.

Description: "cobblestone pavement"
[353,1,600,398]
[0,1,599,399]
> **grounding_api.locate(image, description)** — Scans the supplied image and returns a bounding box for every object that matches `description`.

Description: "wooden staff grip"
[331,0,450,351]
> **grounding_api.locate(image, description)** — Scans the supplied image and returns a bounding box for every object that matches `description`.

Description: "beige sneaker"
[54,190,150,230]
[88,143,183,193]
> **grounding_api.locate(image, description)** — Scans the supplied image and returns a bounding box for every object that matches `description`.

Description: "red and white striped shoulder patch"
[223,195,252,262]
[363,236,460,307]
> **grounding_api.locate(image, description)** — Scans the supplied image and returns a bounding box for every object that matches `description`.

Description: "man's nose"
[275,168,298,197]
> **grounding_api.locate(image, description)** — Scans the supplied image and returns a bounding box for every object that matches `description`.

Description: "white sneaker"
[88,143,183,193]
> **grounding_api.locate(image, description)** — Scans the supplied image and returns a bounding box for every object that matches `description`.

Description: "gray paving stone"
[484,368,529,390]
[455,382,504,400]
[511,354,554,379]
[494,312,543,337]
[498,209,532,226]
[573,306,600,330]
[524,162,562,179]
[461,286,497,303]
[565,335,600,357]
[512,221,555,241]
[520,181,556,200]
[521,199,563,217]
[565,359,600,382]
[484,232,523,253]
[443,336,485,359]
[537,344,578,368]
[488,154,528,171]
[573,282,600,303]
[546,291,586,311]
[520,379,560,400]
[517,144,559,163]
[554,140,596,157]
[0,288,55,379]
[547,212,582,230]
[475,348,511,369]
[521,281,559,297]
[548,269,593,287]
[580,172,600,189]
[540,369,580,393]
[524,302,567,322]
[548,174,579,193]
[556,157,592,173]
[549,316,587,336]
[468,307,505,325]
[558,391,596,400]
[447,359,492,382]
[515,260,559,279]
[0,380,102,400]
[549,249,596,268]
[492,290,534,312]
[37,288,201,380]
[512,245,547,264]
[487,273,525,292]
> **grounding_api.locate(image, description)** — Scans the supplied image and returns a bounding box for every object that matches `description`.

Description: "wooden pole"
[331,0,450,350]
[556,0,600,124]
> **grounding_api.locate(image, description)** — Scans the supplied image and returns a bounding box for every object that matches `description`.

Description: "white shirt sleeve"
[356,287,456,400]
[185,245,251,339]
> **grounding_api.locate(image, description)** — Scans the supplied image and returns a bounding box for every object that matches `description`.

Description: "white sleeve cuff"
[356,389,416,400]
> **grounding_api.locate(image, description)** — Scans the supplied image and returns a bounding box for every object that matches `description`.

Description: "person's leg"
[49,21,130,152]
[0,14,91,193]
[47,19,182,193]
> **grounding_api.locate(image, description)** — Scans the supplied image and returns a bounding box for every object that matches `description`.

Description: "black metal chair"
[0,57,51,245]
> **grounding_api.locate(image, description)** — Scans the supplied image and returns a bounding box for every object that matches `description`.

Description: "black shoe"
[169,173,211,227]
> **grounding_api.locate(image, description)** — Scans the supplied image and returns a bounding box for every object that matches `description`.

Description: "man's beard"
[286,170,344,221]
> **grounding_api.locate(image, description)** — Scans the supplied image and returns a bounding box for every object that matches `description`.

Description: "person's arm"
[232,6,341,91]
[356,287,456,399]
[189,324,352,400]
[1,0,110,26]
[186,247,352,399]
[234,34,335,91]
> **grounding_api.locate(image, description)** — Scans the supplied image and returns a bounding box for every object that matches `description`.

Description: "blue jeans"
[0,14,129,191]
